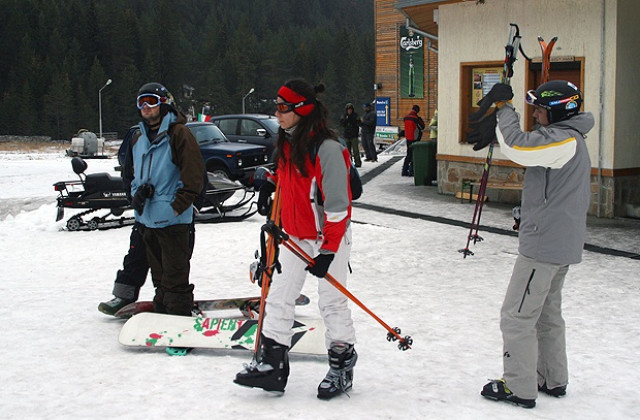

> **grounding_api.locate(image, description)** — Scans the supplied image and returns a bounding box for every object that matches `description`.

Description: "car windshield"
[260,117,281,133]
[190,125,228,145]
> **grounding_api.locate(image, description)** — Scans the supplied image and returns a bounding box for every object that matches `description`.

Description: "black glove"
[305,253,334,278]
[132,183,154,215]
[467,111,498,151]
[256,181,276,216]
[469,83,513,122]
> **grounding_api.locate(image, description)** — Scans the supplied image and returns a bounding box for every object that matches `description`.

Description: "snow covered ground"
[1,146,639,419]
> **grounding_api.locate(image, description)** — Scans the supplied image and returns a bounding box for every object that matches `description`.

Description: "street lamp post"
[99,79,112,140]
[242,87,255,114]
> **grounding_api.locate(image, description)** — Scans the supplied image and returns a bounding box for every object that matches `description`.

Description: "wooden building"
[374,0,640,218]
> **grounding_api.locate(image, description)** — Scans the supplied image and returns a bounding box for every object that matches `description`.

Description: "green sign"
[400,26,424,99]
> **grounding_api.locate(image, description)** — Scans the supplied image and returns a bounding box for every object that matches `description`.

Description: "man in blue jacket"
[469,81,594,409]
[130,82,204,317]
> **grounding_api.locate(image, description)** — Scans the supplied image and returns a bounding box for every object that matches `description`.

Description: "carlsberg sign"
[399,27,424,99]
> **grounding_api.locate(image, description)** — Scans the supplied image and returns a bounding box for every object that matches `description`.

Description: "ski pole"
[459,150,492,257]
[253,181,282,357]
[460,23,522,257]
[263,223,412,351]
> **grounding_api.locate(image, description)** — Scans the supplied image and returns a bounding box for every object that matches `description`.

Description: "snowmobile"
[54,157,133,231]
[54,157,258,231]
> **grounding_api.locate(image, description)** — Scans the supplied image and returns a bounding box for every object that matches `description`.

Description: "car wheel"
[207,165,232,181]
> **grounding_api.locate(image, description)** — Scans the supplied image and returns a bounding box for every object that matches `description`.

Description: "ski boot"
[98,297,134,316]
[481,379,536,408]
[317,342,358,400]
[234,335,290,393]
[539,383,567,397]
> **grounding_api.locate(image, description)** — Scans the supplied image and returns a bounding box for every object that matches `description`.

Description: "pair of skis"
[460,24,556,257]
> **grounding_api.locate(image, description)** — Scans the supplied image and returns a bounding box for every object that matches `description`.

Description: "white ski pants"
[500,254,570,399]
[262,226,355,349]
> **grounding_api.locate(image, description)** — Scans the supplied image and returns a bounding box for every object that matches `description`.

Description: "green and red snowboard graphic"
[119,313,326,355]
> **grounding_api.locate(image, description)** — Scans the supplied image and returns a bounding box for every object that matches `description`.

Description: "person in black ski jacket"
[471,81,594,409]
[339,103,361,167]
[360,102,377,162]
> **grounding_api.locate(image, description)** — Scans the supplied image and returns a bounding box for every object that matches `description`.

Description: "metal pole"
[99,79,112,140]
[242,87,254,114]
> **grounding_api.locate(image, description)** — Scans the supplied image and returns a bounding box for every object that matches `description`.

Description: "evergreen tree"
[0,0,374,137]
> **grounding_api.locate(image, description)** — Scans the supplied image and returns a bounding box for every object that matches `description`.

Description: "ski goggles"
[526,90,580,110]
[136,94,167,109]
[525,90,541,106]
[525,90,552,110]
[275,100,313,114]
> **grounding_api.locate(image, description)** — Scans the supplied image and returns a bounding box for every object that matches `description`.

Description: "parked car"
[209,114,279,161]
[118,122,269,185]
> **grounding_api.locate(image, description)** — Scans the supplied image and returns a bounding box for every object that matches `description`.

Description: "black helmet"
[526,80,582,123]
[137,82,174,106]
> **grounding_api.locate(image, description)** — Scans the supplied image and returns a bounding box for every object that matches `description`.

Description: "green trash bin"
[412,140,437,186]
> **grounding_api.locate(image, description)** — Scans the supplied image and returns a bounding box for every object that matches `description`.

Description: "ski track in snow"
[1,151,639,419]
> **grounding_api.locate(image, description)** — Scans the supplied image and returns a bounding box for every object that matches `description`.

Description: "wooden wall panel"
[375,0,439,128]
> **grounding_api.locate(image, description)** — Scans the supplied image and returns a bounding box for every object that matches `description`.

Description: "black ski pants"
[113,221,195,305]
[139,223,195,316]
[402,140,417,175]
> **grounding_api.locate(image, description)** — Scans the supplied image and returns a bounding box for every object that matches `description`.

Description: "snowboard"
[114,294,311,319]
[118,312,326,355]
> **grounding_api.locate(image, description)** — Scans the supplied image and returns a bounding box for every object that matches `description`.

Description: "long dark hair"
[274,79,337,177]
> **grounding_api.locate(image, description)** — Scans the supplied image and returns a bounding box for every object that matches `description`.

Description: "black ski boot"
[317,342,358,400]
[234,335,290,393]
[481,379,536,408]
[539,383,567,397]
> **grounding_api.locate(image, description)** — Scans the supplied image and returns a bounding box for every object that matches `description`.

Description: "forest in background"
[0,0,374,139]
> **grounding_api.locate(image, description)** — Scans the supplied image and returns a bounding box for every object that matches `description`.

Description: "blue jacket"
[131,111,203,228]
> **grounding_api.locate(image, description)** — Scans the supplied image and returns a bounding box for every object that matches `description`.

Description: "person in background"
[401,105,425,176]
[360,102,377,163]
[339,103,362,167]
[234,79,357,400]
[468,81,594,409]
[428,109,438,141]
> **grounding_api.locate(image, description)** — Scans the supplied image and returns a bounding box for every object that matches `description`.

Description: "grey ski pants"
[500,254,570,399]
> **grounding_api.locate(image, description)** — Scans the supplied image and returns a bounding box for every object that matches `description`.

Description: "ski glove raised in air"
[469,83,513,122]
[467,111,498,151]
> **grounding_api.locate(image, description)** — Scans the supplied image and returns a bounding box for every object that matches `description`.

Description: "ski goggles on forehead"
[136,94,166,109]
[275,100,313,114]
